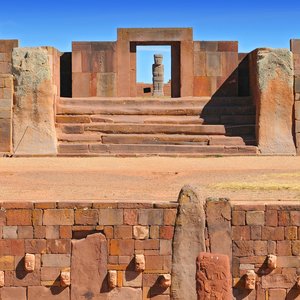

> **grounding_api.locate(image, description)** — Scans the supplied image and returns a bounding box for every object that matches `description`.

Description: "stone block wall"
[72,42,117,97]
[0,202,176,300]
[0,75,13,153]
[232,203,300,299]
[193,41,239,96]
[291,39,300,154]
[0,40,19,75]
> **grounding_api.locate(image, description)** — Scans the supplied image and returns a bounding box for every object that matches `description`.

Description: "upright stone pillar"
[152,54,164,96]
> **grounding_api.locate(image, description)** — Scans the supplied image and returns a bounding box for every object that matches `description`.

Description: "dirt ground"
[0,156,300,203]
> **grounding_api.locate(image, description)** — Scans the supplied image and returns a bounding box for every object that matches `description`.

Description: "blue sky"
[1,0,299,82]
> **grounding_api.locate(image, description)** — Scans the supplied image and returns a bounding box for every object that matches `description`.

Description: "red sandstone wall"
[193,41,239,97]
[291,39,300,154]
[0,202,175,299]
[72,42,117,97]
[232,203,300,299]
[0,40,19,75]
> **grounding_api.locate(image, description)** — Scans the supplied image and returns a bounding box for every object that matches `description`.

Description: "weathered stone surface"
[0,287,26,300]
[27,286,69,300]
[249,48,295,154]
[107,287,142,300]
[71,233,108,300]
[172,185,206,300]
[196,252,232,300]
[12,47,57,155]
[206,198,232,261]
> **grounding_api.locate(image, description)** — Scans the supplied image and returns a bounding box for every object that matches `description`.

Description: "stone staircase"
[56,97,258,156]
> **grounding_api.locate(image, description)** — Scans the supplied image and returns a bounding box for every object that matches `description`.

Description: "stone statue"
[245,270,256,290]
[24,253,35,272]
[108,270,117,288]
[152,54,164,96]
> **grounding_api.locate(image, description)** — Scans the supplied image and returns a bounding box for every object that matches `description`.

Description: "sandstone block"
[18,226,33,238]
[232,211,245,226]
[59,225,72,239]
[42,254,71,267]
[124,209,138,225]
[27,286,69,300]
[6,210,32,225]
[46,239,71,254]
[133,225,149,239]
[285,226,298,240]
[262,226,284,240]
[268,289,286,300]
[0,256,14,270]
[0,271,4,287]
[2,226,17,239]
[172,186,206,300]
[249,48,295,154]
[107,287,142,300]
[159,226,174,240]
[232,226,250,241]
[123,271,142,287]
[114,225,132,239]
[196,252,232,300]
[75,209,98,225]
[246,211,265,225]
[71,233,108,300]
[265,210,278,226]
[43,209,74,225]
[0,287,26,300]
[4,269,41,286]
[108,270,117,288]
[277,241,292,256]
[12,47,57,155]
[138,209,163,225]
[262,273,295,288]
[292,240,300,255]
[99,208,123,225]
[45,226,60,239]
[110,239,134,256]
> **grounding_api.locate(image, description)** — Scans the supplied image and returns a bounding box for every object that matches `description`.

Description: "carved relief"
[108,270,117,288]
[196,252,232,300]
[159,274,171,288]
[152,54,164,96]
[135,254,145,272]
[24,253,35,272]
[245,270,256,290]
[60,271,71,287]
[267,254,277,270]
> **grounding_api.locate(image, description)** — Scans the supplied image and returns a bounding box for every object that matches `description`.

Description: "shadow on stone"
[50,285,67,295]
[233,277,252,300]
[286,284,300,300]
[147,277,168,298]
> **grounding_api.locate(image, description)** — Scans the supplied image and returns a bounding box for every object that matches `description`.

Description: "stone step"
[57,105,255,116]
[59,96,253,107]
[58,123,226,135]
[57,133,247,146]
[57,143,258,155]
[56,115,205,125]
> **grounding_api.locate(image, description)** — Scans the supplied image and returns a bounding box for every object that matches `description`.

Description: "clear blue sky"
[1,0,299,82]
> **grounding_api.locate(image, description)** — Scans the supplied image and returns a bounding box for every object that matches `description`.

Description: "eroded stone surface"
[267,254,277,270]
[27,286,69,300]
[108,270,117,289]
[172,185,206,300]
[196,252,232,300]
[134,254,145,272]
[12,47,57,155]
[107,287,142,300]
[0,270,4,287]
[250,48,295,154]
[245,270,256,290]
[71,233,108,300]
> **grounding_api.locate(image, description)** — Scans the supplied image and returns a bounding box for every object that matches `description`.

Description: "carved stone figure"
[135,254,145,272]
[196,252,232,300]
[152,54,164,96]
[108,270,117,288]
[0,271,4,287]
[245,270,256,290]
[159,274,171,288]
[60,271,71,287]
[24,253,35,272]
[267,254,277,270]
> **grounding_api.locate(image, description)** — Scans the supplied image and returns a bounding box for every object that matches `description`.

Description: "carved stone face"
[159,274,171,288]
[154,54,163,65]
[267,254,277,270]
[60,271,71,287]
[24,253,35,272]
[135,254,145,272]
[108,270,117,289]
[245,270,256,290]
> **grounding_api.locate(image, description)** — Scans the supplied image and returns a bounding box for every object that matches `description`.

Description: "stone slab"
[28,286,70,300]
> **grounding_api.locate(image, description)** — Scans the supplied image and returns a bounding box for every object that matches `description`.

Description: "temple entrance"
[133,43,180,97]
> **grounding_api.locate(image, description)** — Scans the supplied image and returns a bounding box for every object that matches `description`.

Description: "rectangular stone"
[28,286,69,300]
[206,52,222,76]
[75,209,98,225]
[291,39,300,54]
[218,41,238,52]
[43,209,74,225]
[138,209,163,225]
[98,208,123,225]
[6,210,32,225]
[246,211,265,225]
[277,256,300,268]
[262,273,295,288]
[0,287,26,300]
[261,226,284,240]
[122,271,142,287]
[295,100,300,120]
[0,256,14,270]
[42,254,71,267]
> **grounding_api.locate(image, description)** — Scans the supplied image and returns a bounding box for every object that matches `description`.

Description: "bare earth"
[0,157,300,203]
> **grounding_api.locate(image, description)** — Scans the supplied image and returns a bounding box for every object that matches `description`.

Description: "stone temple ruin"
[0,27,299,157]
[0,28,300,300]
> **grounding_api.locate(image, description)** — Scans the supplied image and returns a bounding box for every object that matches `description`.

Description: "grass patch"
[212,182,300,191]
